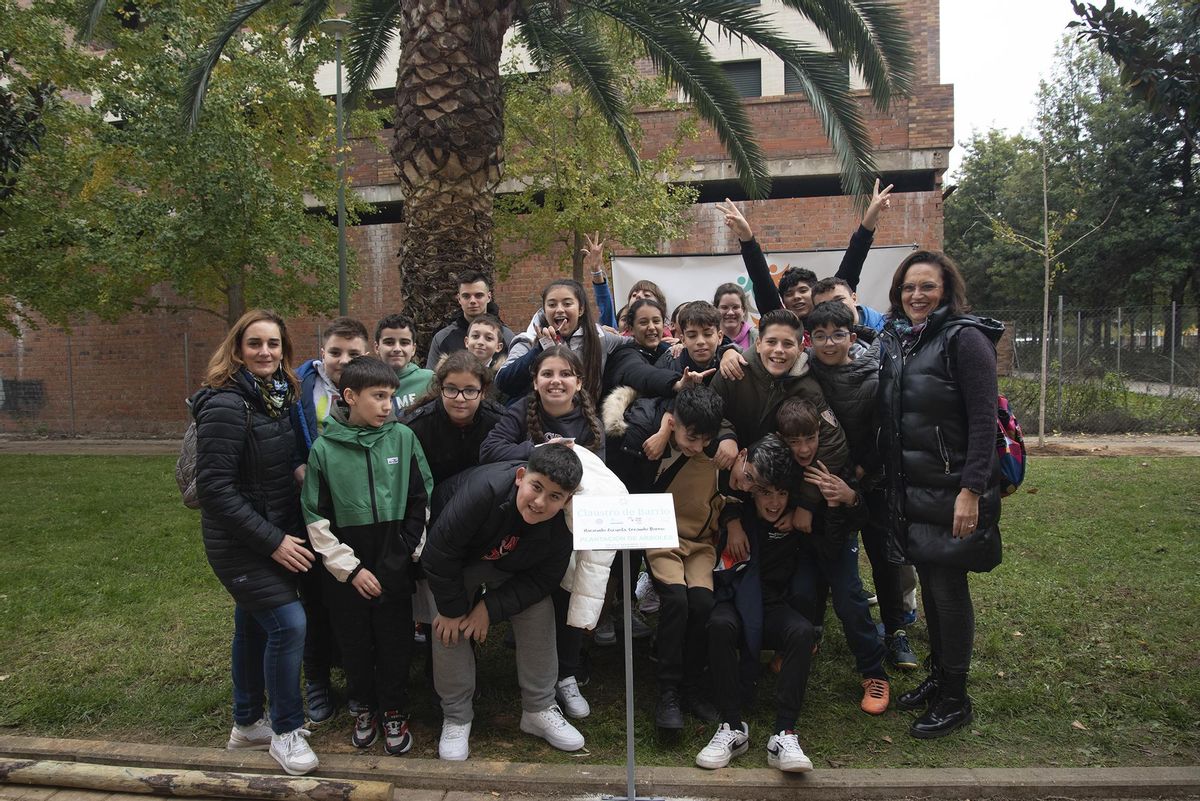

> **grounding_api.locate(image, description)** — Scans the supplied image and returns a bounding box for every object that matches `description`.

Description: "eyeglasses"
[442,386,482,400]
[901,282,942,295]
[811,330,850,345]
[741,461,767,494]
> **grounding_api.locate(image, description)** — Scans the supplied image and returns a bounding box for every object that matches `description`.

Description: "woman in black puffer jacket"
[878,252,1003,741]
[191,309,318,775]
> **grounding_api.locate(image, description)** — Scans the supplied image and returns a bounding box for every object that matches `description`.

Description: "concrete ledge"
[1,737,1197,800]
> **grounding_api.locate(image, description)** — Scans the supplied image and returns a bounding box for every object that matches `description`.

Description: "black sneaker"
[351,708,379,748]
[683,693,721,724]
[886,630,920,670]
[305,679,334,724]
[655,687,684,730]
[381,710,412,755]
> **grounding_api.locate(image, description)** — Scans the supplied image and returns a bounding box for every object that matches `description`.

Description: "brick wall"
[0,192,943,436]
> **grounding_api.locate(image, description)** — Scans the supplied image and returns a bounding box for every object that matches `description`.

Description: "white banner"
[611,244,916,322]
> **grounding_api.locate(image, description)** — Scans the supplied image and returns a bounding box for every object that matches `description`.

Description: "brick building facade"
[0,1,952,436]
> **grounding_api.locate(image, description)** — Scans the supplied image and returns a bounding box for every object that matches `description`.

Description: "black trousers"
[862,487,909,634]
[709,601,814,732]
[552,586,584,681]
[323,575,414,713]
[915,562,974,673]
[299,562,337,683]
[654,582,714,691]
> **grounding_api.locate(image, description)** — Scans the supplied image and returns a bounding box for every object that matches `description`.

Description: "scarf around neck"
[242,367,293,418]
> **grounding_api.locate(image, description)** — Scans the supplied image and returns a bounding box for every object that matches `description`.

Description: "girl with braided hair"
[480,346,604,463]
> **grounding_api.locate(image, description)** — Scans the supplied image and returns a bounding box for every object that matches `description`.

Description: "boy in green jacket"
[301,356,434,755]
[374,313,434,413]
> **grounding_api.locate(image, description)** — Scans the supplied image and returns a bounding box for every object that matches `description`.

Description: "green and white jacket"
[301,405,434,594]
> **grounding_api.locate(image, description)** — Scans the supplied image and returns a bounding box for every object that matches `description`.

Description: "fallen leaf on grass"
[996,671,1006,678]
[882,735,893,744]
[0,675,10,682]
[971,730,982,736]
[1025,487,1038,494]
[1013,631,1024,637]
[1072,720,1088,730]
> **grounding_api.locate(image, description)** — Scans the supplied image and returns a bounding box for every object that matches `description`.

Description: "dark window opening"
[720,60,762,99]
[785,55,850,97]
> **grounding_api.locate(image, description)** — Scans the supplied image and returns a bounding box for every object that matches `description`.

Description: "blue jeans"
[789,535,887,679]
[232,600,306,734]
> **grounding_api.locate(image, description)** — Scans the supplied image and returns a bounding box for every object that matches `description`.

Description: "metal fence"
[981,300,1200,436]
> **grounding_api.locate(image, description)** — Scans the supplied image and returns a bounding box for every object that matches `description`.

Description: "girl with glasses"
[401,351,506,487]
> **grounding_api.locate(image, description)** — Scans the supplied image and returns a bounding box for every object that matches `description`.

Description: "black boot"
[897,656,940,711]
[909,670,973,739]
[683,691,720,724]
[655,686,684,730]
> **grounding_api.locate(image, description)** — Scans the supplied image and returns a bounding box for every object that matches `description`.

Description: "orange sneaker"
[861,677,890,715]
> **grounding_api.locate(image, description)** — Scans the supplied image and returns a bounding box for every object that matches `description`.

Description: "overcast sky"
[941,0,1089,179]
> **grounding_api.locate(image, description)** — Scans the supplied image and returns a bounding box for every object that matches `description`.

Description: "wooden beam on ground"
[0,759,392,801]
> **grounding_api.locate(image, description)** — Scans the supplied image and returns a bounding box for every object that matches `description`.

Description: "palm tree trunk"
[393,1,515,350]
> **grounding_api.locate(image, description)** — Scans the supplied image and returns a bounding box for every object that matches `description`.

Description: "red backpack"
[996,394,1026,497]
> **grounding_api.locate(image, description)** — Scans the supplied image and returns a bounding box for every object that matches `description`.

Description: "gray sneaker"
[593,613,616,646]
[226,717,272,750]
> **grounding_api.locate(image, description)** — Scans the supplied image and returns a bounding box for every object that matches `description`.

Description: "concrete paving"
[1,736,1197,801]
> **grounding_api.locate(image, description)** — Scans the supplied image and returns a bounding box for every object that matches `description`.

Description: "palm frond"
[576,1,770,198]
[778,43,877,198]
[514,8,640,173]
[656,0,879,197]
[345,0,404,104]
[78,0,109,41]
[779,0,916,109]
[180,0,278,130]
[290,0,333,53]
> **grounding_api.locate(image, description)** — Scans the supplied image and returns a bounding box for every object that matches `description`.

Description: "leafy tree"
[494,44,699,284]
[0,0,374,331]
[0,50,55,210]
[944,130,1043,309]
[946,36,1176,311]
[154,0,916,345]
[1071,0,1200,345]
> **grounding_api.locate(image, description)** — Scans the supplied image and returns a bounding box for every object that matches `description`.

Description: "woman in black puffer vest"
[191,309,318,775]
[878,252,1004,741]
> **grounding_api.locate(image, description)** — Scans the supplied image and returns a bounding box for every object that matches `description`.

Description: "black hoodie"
[425,301,515,368]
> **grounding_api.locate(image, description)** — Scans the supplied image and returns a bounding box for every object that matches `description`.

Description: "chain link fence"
[982,301,1200,435]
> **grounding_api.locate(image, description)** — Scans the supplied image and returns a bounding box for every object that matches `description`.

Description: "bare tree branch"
[1054,197,1118,258]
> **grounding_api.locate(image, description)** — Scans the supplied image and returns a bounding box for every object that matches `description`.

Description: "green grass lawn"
[0,455,1197,769]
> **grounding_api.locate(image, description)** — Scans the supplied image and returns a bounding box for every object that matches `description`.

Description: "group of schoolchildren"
[246,183,938,774]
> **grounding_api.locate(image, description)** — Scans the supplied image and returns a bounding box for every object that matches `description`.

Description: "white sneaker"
[636,572,660,614]
[695,722,749,769]
[767,730,813,773]
[268,728,318,776]
[555,676,591,719]
[520,705,585,751]
[438,720,471,761]
[227,717,272,750]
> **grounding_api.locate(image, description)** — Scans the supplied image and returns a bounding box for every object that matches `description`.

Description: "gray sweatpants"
[422,560,558,724]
